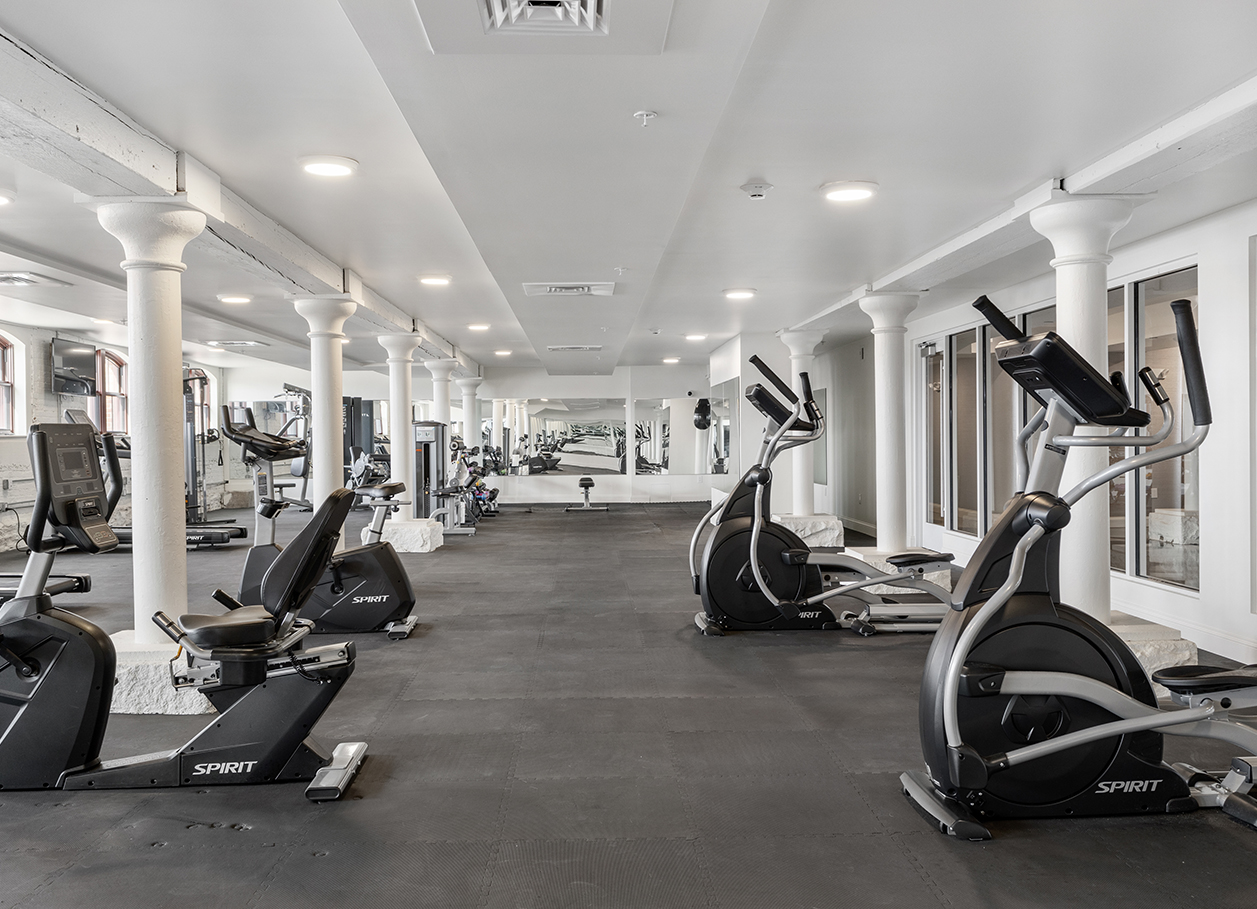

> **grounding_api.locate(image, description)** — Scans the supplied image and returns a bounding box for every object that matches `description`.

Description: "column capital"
[424,358,460,382]
[292,294,357,337]
[1029,195,1133,266]
[89,196,207,271]
[779,330,827,358]
[859,293,919,332]
[378,332,422,362]
[455,376,484,393]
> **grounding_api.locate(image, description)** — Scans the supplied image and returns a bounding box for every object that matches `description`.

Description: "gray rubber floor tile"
[19,844,287,908]
[510,697,666,734]
[260,841,494,909]
[484,838,710,909]
[499,777,692,839]
[702,834,940,909]
[660,695,811,733]
[400,670,533,700]
[668,731,839,778]
[0,790,155,852]
[527,670,659,699]
[396,697,529,734]
[366,732,518,782]
[686,775,882,838]
[653,670,780,699]
[308,777,505,843]
[0,847,80,904]
[513,732,675,780]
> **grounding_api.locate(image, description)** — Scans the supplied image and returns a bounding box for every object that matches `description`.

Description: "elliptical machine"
[221,406,419,640]
[901,296,1257,841]
[0,423,367,800]
[691,355,954,635]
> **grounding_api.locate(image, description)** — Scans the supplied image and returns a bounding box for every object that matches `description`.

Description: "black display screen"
[55,446,93,481]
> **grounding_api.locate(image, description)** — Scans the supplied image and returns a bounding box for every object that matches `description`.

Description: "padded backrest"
[259,488,354,622]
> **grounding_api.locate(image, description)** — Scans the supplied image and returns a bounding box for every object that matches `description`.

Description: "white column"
[293,295,357,512]
[491,399,504,451]
[93,197,206,645]
[780,330,827,516]
[1030,195,1133,624]
[426,358,459,425]
[457,377,484,448]
[666,399,698,475]
[859,293,919,552]
[379,333,421,518]
[625,397,636,475]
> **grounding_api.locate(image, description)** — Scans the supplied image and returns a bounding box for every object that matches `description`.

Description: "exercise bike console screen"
[56,446,95,482]
[29,423,116,553]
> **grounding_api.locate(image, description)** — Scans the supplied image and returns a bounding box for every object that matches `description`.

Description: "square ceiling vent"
[480,0,608,35]
[523,282,615,296]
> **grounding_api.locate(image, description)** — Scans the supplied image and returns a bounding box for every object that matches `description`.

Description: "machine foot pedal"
[305,741,368,801]
[900,770,991,841]
[694,612,725,636]
[385,617,419,641]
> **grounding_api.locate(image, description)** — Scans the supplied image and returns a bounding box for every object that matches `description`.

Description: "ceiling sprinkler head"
[740,183,773,200]
[633,110,658,128]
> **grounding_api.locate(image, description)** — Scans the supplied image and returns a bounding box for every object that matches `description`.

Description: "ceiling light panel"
[480,0,608,35]
[523,282,615,296]
[299,156,358,176]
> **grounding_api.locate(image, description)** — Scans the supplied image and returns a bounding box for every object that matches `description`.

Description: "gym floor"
[2,502,1256,908]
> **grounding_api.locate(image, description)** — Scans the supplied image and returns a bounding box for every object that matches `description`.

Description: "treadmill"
[63,409,246,548]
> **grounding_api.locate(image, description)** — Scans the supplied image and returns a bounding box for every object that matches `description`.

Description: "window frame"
[97,348,128,434]
[0,332,14,434]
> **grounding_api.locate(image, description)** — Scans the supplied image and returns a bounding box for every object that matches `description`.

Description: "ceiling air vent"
[0,271,72,287]
[523,282,614,296]
[547,345,603,352]
[480,0,608,35]
[204,340,270,348]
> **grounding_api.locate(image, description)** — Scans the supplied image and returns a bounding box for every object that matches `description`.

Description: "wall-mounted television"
[52,338,97,396]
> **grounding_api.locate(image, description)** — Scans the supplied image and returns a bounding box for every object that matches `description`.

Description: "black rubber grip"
[101,434,124,520]
[972,295,1026,342]
[799,371,823,423]
[799,371,814,403]
[1137,366,1169,407]
[1170,299,1211,426]
[25,431,51,553]
[748,355,798,404]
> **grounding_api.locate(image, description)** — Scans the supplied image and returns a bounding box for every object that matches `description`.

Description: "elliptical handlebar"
[25,430,52,553]
[749,355,798,405]
[973,294,1026,342]
[101,433,123,520]
[1171,299,1211,426]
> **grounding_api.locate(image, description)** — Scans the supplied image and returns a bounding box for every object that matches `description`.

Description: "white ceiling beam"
[0,23,478,371]
[794,71,1257,332]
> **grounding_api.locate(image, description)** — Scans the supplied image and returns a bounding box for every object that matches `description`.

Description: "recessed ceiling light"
[0,190,15,206]
[299,156,358,177]
[540,398,549,402]
[340,338,351,344]
[217,294,251,304]
[467,323,490,331]
[420,275,451,286]
[662,358,680,364]
[820,181,878,202]
[92,318,113,324]
[494,349,512,356]
[724,289,756,300]
[685,334,707,341]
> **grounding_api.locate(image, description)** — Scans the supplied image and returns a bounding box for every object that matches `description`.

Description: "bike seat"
[885,550,953,568]
[1152,664,1257,694]
[354,481,405,499]
[436,486,464,497]
[177,607,276,648]
[579,477,595,489]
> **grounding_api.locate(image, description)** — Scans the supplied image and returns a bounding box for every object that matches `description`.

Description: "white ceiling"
[0,0,1255,376]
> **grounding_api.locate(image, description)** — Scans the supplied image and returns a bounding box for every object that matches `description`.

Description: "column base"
[1110,611,1198,700]
[108,630,215,716]
[772,513,844,549]
[368,519,444,552]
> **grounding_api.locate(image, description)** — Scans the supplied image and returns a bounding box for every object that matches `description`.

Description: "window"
[950,329,980,535]
[924,345,944,526]
[98,349,128,433]
[1134,267,1199,590]
[1107,286,1127,571]
[0,333,13,433]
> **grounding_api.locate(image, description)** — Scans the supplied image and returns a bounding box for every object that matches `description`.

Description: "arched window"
[0,332,13,434]
[97,349,128,433]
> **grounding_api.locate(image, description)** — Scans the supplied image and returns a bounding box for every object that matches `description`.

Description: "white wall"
[814,336,877,536]
[902,197,1257,662]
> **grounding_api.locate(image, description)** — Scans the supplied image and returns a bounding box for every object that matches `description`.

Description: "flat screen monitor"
[52,338,97,396]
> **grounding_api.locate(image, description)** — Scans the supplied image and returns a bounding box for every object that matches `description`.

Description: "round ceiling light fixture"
[420,275,452,286]
[494,349,512,356]
[685,334,707,341]
[0,189,16,206]
[820,180,878,202]
[217,294,252,304]
[92,319,113,324]
[662,358,680,364]
[724,288,756,300]
[299,156,358,177]
[467,323,490,331]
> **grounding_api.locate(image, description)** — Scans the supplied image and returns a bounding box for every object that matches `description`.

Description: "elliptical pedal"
[694,612,726,636]
[385,616,420,641]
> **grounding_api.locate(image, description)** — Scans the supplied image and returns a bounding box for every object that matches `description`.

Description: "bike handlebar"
[1170,299,1210,426]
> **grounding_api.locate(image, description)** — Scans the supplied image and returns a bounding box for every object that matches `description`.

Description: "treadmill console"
[29,423,118,553]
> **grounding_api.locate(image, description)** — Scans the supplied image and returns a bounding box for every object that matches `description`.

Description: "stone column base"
[1110,611,1197,699]
[772,513,844,549]
[370,519,444,552]
[109,630,215,715]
